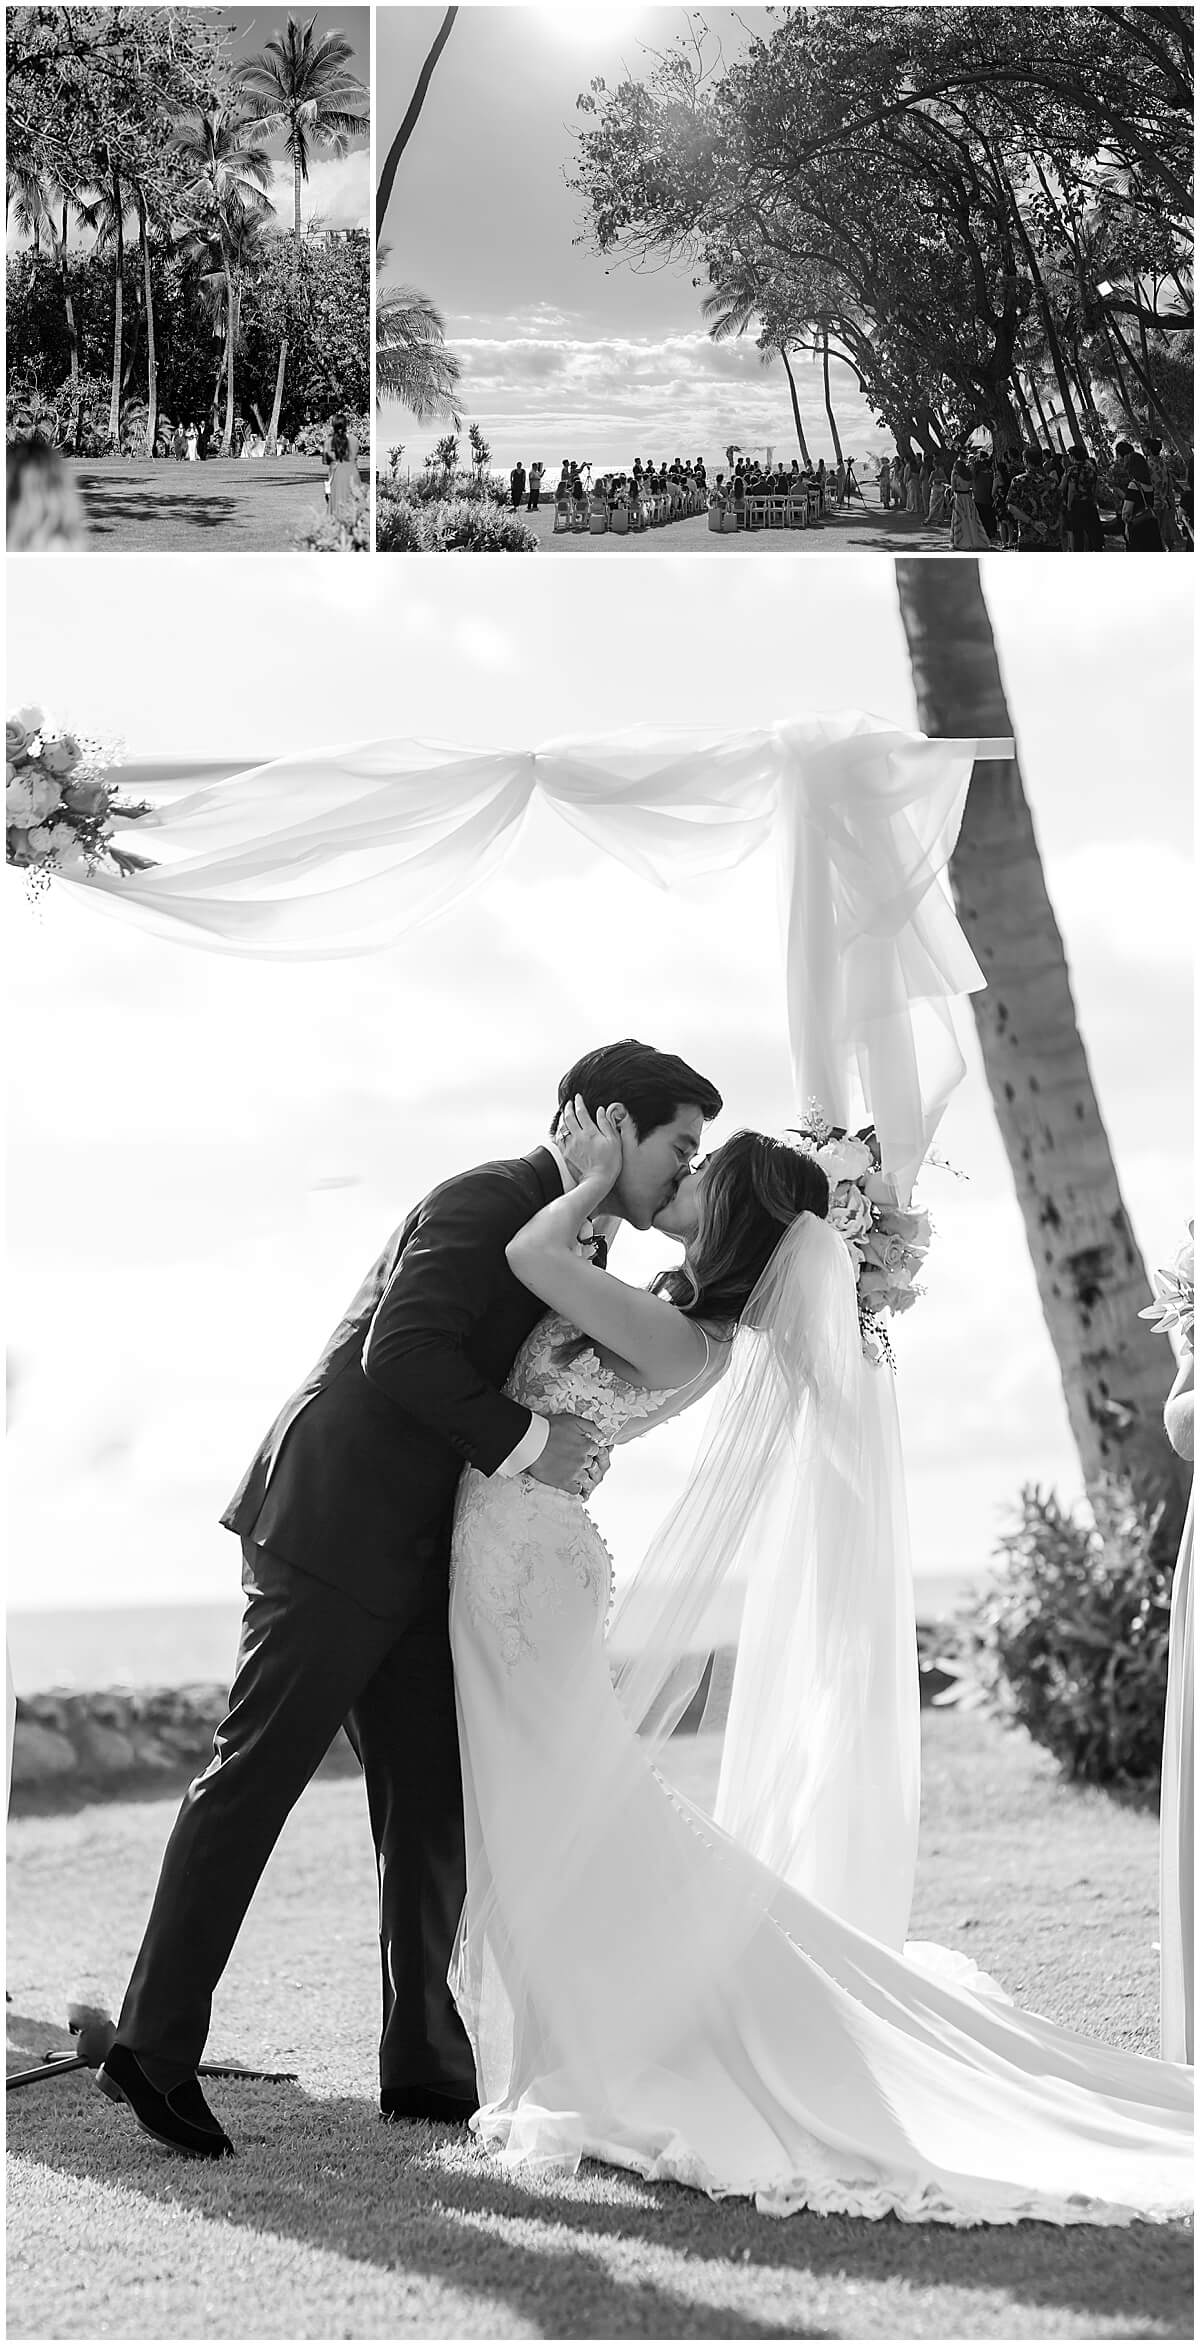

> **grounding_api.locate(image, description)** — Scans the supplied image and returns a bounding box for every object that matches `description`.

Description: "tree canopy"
[570,6,1193,457]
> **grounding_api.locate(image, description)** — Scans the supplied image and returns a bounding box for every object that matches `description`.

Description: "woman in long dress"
[325,417,363,526]
[448,1105,1191,2226]
[949,452,989,549]
[1145,1230,1195,2063]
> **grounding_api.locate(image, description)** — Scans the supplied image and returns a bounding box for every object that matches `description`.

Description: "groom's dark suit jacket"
[222,1147,565,1616]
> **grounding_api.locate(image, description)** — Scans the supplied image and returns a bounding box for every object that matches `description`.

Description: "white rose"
[27,772,64,824]
[40,733,82,776]
[6,719,31,761]
[6,776,38,827]
[26,823,61,856]
[816,1136,874,1185]
[53,838,90,879]
[828,1180,872,1241]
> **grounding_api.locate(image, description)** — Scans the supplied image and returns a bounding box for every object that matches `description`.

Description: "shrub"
[376,490,422,552]
[293,506,370,551]
[939,1478,1176,1790]
[289,412,371,458]
[376,486,537,552]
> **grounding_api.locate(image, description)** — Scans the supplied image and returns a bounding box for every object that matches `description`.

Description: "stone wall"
[8,1686,361,1814]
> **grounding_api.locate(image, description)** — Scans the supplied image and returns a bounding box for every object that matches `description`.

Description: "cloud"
[380,328,875,470]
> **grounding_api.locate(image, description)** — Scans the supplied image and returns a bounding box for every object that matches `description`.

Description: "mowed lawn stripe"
[6,1711,1192,2339]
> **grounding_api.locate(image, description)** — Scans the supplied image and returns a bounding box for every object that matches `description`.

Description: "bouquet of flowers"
[6,706,154,899]
[1138,1223,1194,1351]
[788,1101,936,1366]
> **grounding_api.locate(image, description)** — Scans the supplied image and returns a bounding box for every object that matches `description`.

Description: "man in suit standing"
[98,1040,722,2155]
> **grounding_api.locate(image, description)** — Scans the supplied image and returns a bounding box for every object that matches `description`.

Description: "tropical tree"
[240,14,368,449]
[78,158,136,447]
[172,101,274,455]
[6,165,83,440]
[376,280,461,423]
[895,559,1188,1545]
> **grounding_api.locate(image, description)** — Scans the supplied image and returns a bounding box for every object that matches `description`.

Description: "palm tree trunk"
[265,143,303,456]
[137,188,158,455]
[821,328,844,464]
[895,559,1187,1544]
[106,159,124,449]
[376,4,457,245]
[221,262,236,456]
[780,348,812,466]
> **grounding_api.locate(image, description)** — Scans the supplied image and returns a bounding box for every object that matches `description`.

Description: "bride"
[448,1099,1192,2226]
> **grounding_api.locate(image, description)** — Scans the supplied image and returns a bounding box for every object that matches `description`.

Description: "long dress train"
[449,1315,1192,2225]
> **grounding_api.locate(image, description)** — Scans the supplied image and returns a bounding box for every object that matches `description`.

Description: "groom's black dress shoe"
[380,2086,478,2124]
[96,2043,234,2157]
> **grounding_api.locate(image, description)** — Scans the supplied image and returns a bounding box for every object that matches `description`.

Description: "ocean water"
[7,1578,980,1696]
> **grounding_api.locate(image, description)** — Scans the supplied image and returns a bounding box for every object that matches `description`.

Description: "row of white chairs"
[554,485,830,537]
[553,486,708,535]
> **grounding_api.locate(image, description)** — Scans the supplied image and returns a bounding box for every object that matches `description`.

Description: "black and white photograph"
[4,1,1196,2340]
[6,4,371,552]
[5,546,1194,2336]
[376,4,1192,552]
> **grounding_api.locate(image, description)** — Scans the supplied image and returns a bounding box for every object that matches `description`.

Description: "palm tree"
[79,155,137,448]
[895,559,1187,1544]
[700,276,813,466]
[240,16,368,449]
[376,4,457,246]
[376,279,461,423]
[7,164,83,442]
[178,206,272,445]
[173,102,274,456]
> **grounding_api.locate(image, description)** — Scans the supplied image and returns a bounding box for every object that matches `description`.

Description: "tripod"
[6,1999,297,2092]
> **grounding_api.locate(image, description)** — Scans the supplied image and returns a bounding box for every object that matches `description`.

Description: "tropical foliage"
[571,6,1193,463]
[941,1481,1175,1791]
[6,7,368,456]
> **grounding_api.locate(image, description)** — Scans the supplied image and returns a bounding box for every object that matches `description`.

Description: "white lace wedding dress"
[448,1313,1192,2226]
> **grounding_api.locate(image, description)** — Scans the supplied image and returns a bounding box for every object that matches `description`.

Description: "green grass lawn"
[6,1711,1192,2340]
[53,457,349,552]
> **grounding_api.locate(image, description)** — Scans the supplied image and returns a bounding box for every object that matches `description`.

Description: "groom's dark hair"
[554,1040,722,1139]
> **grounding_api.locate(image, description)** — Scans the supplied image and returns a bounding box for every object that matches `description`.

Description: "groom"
[98,1039,722,2156]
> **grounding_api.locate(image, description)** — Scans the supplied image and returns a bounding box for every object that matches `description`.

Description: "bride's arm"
[506,1105,709,1392]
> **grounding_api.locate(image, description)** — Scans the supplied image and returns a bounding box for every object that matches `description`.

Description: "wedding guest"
[1161,1334,1194,2062]
[1141,1226,1195,2065]
[509,459,527,511]
[326,417,364,525]
[1146,439,1180,549]
[949,448,989,548]
[972,454,996,542]
[878,455,892,510]
[926,455,949,527]
[526,460,545,512]
[1122,479,1165,550]
[1063,446,1104,551]
[6,437,88,549]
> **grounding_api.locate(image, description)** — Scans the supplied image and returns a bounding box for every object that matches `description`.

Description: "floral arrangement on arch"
[788,1102,936,1366]
[1139,1223,1194,1352]
[6,707,154,897]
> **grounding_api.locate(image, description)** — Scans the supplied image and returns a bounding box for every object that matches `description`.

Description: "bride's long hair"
[653,1131,830,1328]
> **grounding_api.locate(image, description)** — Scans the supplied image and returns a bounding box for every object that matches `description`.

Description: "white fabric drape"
[61,712,1010,1195]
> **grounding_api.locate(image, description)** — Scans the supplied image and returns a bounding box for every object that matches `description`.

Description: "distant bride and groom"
[97,1041,1189,2224]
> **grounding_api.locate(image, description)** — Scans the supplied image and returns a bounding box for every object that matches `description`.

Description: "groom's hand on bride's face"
[527,1413,608,1494]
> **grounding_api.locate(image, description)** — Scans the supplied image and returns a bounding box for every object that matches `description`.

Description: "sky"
[5,556,1193,1634]
[5,6,370,250]
[377,5,877,474]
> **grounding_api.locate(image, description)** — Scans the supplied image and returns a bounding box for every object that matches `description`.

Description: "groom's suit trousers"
[117,1540,475,2097]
